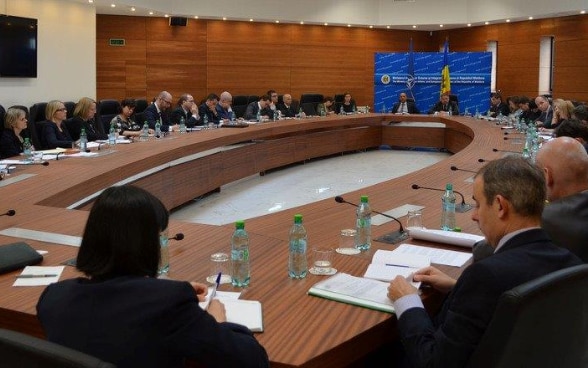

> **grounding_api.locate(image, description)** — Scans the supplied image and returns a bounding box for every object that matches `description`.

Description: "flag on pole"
[406,38,416,101]
[440,39,451,95]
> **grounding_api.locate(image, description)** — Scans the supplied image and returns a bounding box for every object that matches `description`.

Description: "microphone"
[334,196,408,244]
[10,161,49,166]
[168,233,184,241]
[450,165,477,174]
[411,184,472,213]
[493,148,520,154]
[0,209,16,216]
[478,158,487,163]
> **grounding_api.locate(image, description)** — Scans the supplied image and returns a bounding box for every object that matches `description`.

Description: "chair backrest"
[98,100,121,133]
[247,95,259,104]
[0,328,116,368]
[0,104,5,127]
[300,102,317,116]
[133,98,148,114]
[29,102,47,124]
[467,264,588,368]
[9,105,29,120]
[63,101,76,119]
[449,94,459,106]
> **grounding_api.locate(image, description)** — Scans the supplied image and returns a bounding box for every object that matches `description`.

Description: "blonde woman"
[68,97,107,141]
[0,107,28,158]
[40,100,73,149]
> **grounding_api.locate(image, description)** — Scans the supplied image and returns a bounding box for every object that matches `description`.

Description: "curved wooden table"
[0,114,511,368]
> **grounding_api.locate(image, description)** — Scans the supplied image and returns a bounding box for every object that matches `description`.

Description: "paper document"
[409,227,484,248]
[308,272,395,313]
[199,288,263,332]
[393,244,472,267]
[13,266,64,286]
[364,249,430,287]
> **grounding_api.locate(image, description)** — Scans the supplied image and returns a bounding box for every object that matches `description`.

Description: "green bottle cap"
[235,220,245,229]
[360,195,369,203]
[446,183,453,190]
[294,214,303,223]
[453,227,462,232]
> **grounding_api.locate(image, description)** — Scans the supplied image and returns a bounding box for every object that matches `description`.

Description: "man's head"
[178,94,194,109]
[219,91,232,109]
[535,95,551,112]
[156,91,173,111]
[258,95,270,109]
[440,93,450,104]
[267,90,278,104]
[283,94,292,106]
[205,93,219,109]
[472,156,545,247]
[490,92,502,106]
[399,93,407,103]
[535,137,588,201]
[573,104,588,123]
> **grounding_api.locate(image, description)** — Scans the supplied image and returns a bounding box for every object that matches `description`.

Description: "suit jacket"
[199,103,220,124]
[489,102,510,118]
[0,129,23,159]
[277,103,296,118]
[245,101,263,120]
[40,120,73,149]
[536,106,553,127]
[216,104,233,121]
[391,101,420,114]
[66,116,107,142]
[542,191,588,262]
[170,107,199,127]
[397,228,581,368]
[143,103,171,132]
[428,101,459,115]
[37,276,269,368]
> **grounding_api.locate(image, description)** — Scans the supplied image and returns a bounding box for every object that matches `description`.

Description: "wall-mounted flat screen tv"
[0,15,38,78]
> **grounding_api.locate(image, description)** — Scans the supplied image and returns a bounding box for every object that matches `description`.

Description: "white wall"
[0,0,95,109]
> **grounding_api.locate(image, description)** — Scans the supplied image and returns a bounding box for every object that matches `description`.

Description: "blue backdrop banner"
[374,51,492,115]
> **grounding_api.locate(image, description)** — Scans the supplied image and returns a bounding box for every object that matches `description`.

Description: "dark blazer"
[198,103,220,124]
[0,129,23,158]
[66,116,107,142]
[520,109,541,122]
[143,103,171,132]
[339,102,356,114]
[391,101,420,114]
[170,107,199,127]
[397,228,581,368]
[428,101,459,115]
[40,121,73,149]
[277,103,296,118]
[245,101,262,120]
[216,104,233,121]
[542,191,588,262]
[489,102,510,118]
[536,107,554,127]
[37,276,270,368]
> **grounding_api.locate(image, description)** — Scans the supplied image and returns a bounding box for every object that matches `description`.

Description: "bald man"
[277,94,296,118]
[144,91,173,132]
[536,137,588,261]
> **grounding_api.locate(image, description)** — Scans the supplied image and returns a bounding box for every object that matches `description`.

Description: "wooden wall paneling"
[254,138,298,173]
[220,145,260,184]
[381,126,445,148]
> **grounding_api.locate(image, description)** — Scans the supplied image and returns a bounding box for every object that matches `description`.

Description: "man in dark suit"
[488,92,510,117]
[170,94,200,127]
[536,137,588,262]
[535,95,553,127]
[277,94,297,118]
[244,95,271,121]
[428,92,459,115]
[387,156,581,368]
[216,91,234,121]
[199,93,221,125]
[391,93,419,114]
[143,91,173,132]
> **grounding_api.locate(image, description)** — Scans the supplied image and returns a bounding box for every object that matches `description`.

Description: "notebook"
[199,288,264,332]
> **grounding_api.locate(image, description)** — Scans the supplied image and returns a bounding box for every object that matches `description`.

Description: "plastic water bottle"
[231,220,250,287]
[355,195,371,251]
[203,114,209,127]
[23,137,32,161]
[441,184,456,231]
[230,111,236,122]
[179,117,187,134]
[288,214,308,279]
[155,118,162,138]
[273,109,279,121]
[522,147,531,161]
[141,121,149,141]
[108,123,116,145]
[340,106,345,115]
[475,107,480,119]
[256,110,261,123]
[79,128,88,151]
[158,233,169,276]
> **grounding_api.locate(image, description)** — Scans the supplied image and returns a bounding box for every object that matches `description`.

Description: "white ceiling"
[67,0,587,30]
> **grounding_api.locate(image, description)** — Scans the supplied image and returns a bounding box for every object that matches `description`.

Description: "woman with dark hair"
[37,186,269,368]
[109,98,151,137]
[339,92,356,114]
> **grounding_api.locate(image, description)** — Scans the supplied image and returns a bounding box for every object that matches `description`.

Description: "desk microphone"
[55,152,64,160]
[168,233,184,241]
[10,161,49,166]
[411,184,472,213]
[478,158,487,163]
[504,131,523,135]
[492,148,520,154]
[450,165,477,174]
[503,136,523,141]
[334,196,408,244]
[0,209,16,217]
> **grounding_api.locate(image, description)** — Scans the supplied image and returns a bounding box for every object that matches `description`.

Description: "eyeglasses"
[56,108,67,112]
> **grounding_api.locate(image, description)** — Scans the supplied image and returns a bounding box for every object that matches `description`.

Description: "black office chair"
[28,102,47,149]
[97,99,121,133]
[133,98,148,114]
[300,102,317,116]
[0,328,116,368]
[63,101,76,119]
[0,104,5,127]
[467,264,588,368]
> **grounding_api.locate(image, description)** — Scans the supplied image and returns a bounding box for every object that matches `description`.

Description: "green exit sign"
[109,39,126,46]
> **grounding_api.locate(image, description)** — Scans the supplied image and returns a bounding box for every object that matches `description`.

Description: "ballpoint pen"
[209,272,222,301]
[16,274,58,278]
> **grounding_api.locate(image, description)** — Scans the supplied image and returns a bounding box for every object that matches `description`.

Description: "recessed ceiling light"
[506,19,510,23]
[110,3,115,8]
[88,0,94,3]
[439,24,444,27]
[528,16,534,20]
[299,21,304,25]
[412,25,417,28]
[484,21,490,25]
[130,7,135,11]
[222,17,227,21]
[324,22,328,26]
[194,16,198,19]
[275,20,279,23]
[149,11,153,15]
[467,23,472,27]
[164,14,169,18]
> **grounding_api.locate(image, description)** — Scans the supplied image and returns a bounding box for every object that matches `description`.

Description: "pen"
[210,272,222,300]
[16,274,58,278]
[385,263,410,268]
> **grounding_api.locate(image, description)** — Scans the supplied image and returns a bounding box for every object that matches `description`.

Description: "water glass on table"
[406,209,424,234]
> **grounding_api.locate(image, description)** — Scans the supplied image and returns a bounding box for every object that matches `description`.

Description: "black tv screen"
[0,15,37,78]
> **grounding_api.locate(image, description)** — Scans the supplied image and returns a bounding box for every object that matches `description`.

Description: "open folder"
[363,249,430,288]
[199,288,264,332]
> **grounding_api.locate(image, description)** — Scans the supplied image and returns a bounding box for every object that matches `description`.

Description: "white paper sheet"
[13,266,65,286]
[392,244,472,267]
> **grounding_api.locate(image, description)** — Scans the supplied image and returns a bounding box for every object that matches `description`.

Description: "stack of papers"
[363,249,430,287]
[409,228,484,248]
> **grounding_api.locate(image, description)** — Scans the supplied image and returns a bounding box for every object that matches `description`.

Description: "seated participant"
[216,91,234,121]
[387,156,581,368]
[534,95,553,127]
[339,92,356,114]
[110,98,152,138]
[244,95,270,121]
[37,185,270,368]
[67,97,107,141]
[536,137,588,261]
[518,96,541,122]
[170,94,200,127]
[548,98,575,130]
[40,100,74,149]
[554,119,588,152]
[198,93,220,125]
[428,92,459,115]
[488,92,510,118]
[277,94,297,118]
[573,104,588,124]
[506,95,522,117]
[317,96,335,116]
[265,90,278,115]
[391,93,419,114]
[144,91,173,132]
[0,107,28,158]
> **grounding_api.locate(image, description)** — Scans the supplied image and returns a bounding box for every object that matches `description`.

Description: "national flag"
[406,38,416,101]
[440,39,451,95]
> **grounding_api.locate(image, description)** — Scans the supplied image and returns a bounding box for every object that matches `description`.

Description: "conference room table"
[0,113,514,367]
